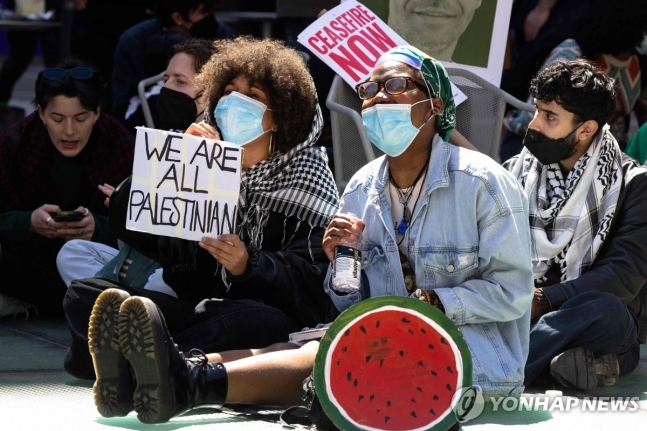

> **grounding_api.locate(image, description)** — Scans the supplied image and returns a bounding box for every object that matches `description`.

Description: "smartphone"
[52,210,84,222]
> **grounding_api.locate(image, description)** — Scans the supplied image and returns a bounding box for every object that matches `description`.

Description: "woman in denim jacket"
[323,46,534,399]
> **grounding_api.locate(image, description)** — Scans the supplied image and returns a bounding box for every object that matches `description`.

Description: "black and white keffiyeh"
[237,101,339,250]
[509,125,622,282]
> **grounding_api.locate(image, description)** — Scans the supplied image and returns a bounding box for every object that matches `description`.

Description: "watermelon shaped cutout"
[314,296,472,431]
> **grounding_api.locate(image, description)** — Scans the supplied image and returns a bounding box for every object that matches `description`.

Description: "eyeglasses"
[42,67,94,80]
[355,76,428,100]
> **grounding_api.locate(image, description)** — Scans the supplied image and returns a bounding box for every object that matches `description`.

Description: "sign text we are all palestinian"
[127,127,242,241]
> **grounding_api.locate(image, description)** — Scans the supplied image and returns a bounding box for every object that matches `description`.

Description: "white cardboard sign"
[127,127,242,242]
[299,0,466,105]
[298,0,407,86]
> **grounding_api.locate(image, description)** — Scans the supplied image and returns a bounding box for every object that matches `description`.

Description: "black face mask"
[156,87,199,132]
[522,125,581,165]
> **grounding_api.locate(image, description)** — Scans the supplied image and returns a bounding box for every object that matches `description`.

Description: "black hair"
[575,0,647,57]
[151,0,216,29]
[529,59,616,129]
[33,58,104,111]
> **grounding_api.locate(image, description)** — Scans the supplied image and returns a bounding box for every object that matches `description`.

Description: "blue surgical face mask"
[214,91,271,145]
[361,99,434,157]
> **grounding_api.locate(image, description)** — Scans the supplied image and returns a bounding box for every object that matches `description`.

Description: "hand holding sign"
[199,234,249,276]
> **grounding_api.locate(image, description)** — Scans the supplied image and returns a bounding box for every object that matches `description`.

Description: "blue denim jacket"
[325,136,533,398]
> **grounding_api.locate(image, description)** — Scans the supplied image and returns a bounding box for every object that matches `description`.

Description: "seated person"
[86,45,533,425]
[111,0,232,124]
[0,59,134,315]
[500,0,647,160]
[504,59,647,390]
[62,37,340,380]
[57,39,217,294]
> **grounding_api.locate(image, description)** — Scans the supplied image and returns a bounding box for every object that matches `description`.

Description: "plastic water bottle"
[332,215,363,293]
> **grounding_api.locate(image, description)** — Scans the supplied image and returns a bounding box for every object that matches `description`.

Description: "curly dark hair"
[575,0,647,57]
[529,59,616,129]
[197,36,316,152]
[34,58,104,111]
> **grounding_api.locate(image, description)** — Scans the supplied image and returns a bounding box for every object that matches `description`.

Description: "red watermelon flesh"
[325,307,463,431]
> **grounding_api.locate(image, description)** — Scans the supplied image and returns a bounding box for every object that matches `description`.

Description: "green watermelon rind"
[314,296,472,431]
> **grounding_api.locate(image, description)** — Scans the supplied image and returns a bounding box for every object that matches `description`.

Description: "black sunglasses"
[42,67,94,80]
[355,76,429,100]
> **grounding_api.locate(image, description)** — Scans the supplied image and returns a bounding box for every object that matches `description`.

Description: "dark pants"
[524,291,641,385]
[63,277,301,380]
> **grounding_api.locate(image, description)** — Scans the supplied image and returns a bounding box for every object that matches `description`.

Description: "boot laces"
[186,348,214,371]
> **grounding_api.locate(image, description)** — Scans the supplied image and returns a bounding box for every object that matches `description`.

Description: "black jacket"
[509,154,647,343]
[110,176,337,328]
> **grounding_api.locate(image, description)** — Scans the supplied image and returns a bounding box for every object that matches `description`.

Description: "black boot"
[88,288,134,417]
[118,296,228,424]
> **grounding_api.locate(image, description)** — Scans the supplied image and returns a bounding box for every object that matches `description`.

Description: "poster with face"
[359,0,511,86]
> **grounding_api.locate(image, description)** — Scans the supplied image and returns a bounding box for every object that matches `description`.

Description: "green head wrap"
[375,45,456,141]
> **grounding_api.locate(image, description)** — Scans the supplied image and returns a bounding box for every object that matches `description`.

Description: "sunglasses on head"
[355,76,429,100]
[42,67,94,80]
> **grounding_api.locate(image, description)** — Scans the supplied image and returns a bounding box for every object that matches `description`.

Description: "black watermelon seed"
[408,329,414,335]
[399,350,404,357]
[430,409,436,416]
[344,329,350,336]
[354,379,358,387]
[417,361,424,367]
[431,371,437,376]
[375,320,380,328]
[428,344,434,349]
[379,359,384,368]
[377,409,380,413]
[381,338,388,344]
[411,398,417,403]
[385,416,390,424]
[370,395,374,402]
[447,366,453,373]
[358,395,364,402]
[416,387,422,392]
[342,346,348,353]
[440,337,448,345]
[401,317,411,324]
[386,401,391,407]
[360,325,367,334]
[420,328,427,334]
[433,395,439,400]
[337,359,340,366]
[372,341,378,347]
[446,384,452,391]
[347,372,352,381]
[411,412,417,418]
[365,355,372,362]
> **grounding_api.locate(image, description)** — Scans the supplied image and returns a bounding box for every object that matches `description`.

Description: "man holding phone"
[0,60,135,316]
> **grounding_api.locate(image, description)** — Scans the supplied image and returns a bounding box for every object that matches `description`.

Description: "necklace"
[389,160,429,238]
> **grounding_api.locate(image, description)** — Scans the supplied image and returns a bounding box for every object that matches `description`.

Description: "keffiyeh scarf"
[509,125,622,282]
[237,101,339,248]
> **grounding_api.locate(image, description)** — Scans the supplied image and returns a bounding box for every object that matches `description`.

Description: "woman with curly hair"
[61,37,340,406]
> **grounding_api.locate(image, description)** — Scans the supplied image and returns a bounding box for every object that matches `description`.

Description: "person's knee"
[573,291,626,321]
